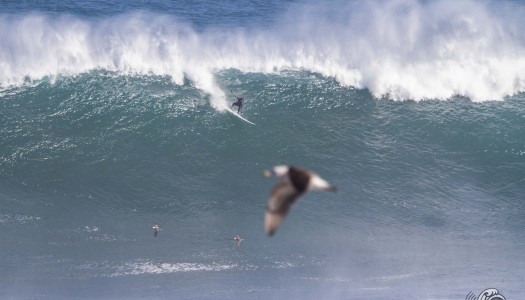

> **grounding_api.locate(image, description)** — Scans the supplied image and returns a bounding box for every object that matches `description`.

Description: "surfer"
[230,90,244,114]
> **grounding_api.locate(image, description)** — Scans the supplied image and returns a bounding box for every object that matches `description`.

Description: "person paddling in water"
[230,90,244,114]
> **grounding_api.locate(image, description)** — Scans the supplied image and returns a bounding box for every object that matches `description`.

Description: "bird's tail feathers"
[323,185,338,192]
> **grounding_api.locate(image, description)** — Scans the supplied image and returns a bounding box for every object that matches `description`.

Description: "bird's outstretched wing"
[265,182,303,236]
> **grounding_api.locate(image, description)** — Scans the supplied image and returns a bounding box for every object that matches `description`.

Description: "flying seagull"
[153,224,161,238]
[263,165,337,236]
[234,235,244,248]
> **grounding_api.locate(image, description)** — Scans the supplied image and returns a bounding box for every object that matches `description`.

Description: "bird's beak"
[263,170,272,177]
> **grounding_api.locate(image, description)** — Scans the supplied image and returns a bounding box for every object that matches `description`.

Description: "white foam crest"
[0,13,229,109]
[1,0,525,102]
[259,0,525,101]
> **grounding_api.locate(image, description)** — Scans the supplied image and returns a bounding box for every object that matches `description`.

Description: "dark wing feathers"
[288,167,310,192]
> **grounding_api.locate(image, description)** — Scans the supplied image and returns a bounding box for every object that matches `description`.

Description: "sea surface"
[1,0,524,299]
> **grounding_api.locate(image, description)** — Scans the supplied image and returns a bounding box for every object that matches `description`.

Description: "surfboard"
[226,108,256,125]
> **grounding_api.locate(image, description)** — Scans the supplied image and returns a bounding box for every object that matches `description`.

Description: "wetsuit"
[231,97,244,113]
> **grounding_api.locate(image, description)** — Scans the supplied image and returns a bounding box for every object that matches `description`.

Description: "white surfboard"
[226,108,256,125]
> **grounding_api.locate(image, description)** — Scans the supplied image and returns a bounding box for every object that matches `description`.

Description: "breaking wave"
[1,0,525,102]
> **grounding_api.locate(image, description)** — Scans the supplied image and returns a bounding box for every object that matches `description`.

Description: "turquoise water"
[1,1,525,299]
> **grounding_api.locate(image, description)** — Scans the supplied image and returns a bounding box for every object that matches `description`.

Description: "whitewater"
[1,0,524,299]
[2,0,525,103]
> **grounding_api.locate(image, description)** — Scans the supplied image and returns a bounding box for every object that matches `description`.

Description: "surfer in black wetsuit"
[230,90,244,114]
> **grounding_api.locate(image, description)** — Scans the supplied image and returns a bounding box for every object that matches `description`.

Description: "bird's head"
[263,165,290,178]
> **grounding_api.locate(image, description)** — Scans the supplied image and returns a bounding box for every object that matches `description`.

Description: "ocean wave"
[1,0,525,102]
